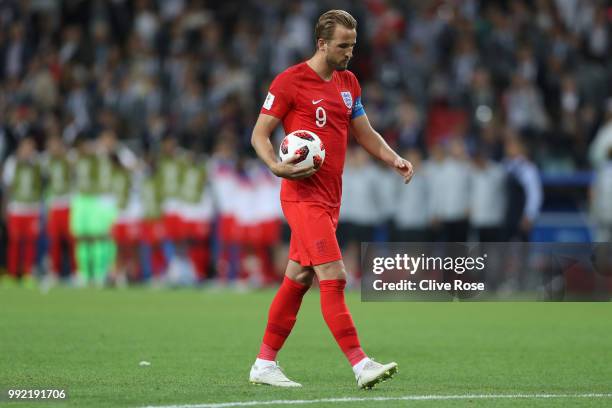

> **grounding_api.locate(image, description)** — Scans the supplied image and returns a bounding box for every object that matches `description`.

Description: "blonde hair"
[314,10,357,42]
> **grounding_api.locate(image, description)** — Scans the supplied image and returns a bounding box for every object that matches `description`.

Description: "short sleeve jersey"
[261,62,365,207]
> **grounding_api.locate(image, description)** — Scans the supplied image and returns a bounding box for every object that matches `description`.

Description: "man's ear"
[316,38,327,52]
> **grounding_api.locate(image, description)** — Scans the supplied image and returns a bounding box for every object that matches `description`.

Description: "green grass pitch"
[0,286,611,407]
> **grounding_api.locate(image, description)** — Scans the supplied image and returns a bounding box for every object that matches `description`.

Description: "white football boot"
[249,362,302,387]
[356,360,398,389]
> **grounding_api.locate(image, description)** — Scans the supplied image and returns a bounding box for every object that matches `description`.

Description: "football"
[279,129,326,170]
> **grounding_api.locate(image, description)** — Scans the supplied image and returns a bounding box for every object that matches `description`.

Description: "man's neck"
[306,53,334,81]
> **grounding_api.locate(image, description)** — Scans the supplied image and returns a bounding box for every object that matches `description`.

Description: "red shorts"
[240,221,280,246]
[163,213,184,240]
[8,212,40,240]
[183,220,211,240]
[218,215,238,243]
[48,206,71,238]
[259,219,281,246]
[112,221,140,244]
[281,201,342,267]
[140,219,166,244]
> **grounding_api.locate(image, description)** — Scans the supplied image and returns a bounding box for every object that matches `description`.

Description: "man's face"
[162,138,176,154]
[322,26,356,71]
[47,137,63,156]
[18,138,35,160]
[504,139,522,158]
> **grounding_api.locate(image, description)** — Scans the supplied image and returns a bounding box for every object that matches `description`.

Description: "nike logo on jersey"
[311,99,323,104]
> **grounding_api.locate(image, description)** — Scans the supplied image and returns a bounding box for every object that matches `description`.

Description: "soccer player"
[44,135,76,280]
[156,134,187,271]
[179,151,213,282]
[70,133,98,283]
[139,159,166,281]
[110,156,139,284]
[250,10,413,389]
[3,136,42,285]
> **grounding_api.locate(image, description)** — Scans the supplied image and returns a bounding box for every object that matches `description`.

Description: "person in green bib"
[140,156,166,281]
[110,158,140,284]
[2,136,42,285]
[44,135,75,280]
[156,134,187,272]
[180,151,213,282]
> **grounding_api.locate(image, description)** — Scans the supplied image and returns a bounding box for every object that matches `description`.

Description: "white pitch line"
[142,393,612,408]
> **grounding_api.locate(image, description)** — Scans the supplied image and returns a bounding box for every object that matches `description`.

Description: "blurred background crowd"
[0,0,611,288]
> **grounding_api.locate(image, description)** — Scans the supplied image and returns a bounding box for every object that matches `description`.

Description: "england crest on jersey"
[340,91,353,109]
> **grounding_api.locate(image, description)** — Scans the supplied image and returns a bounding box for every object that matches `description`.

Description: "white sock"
[352,357,371,377]
[254,358,276,369]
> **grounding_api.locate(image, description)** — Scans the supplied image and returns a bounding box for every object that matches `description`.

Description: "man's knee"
[285,261,315,286]
[293,269,315,286]
[314,260,347,281]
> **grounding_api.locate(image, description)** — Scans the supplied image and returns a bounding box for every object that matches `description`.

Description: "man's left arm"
[350,114,414,184]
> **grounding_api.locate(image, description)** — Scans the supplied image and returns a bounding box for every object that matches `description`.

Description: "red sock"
[7,239,19,277]
[319,279,366,366]
[22,239,36,276]
[49,235,62,275]
[258,276,309,361]
[189,242,209,280]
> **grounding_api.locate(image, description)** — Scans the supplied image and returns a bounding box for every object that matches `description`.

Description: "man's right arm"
[251,113,316,180]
